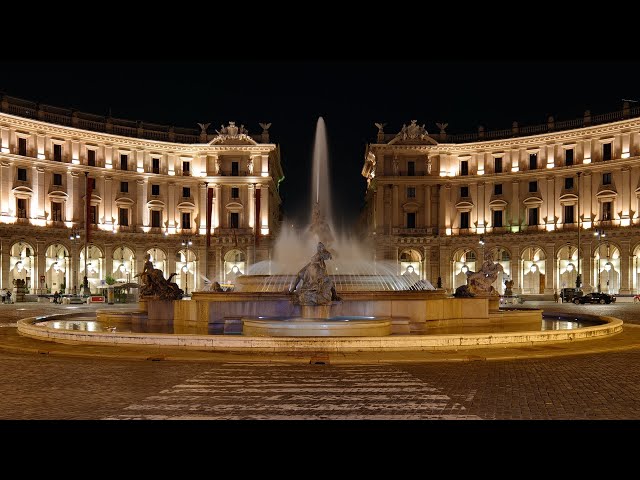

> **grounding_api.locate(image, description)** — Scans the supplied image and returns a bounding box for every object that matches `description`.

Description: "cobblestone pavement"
[1,302,640,420]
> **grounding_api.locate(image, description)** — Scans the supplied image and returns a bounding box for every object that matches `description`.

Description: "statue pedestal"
[474,294,500,312]
[301,304,332,319]
[147,300,175,321]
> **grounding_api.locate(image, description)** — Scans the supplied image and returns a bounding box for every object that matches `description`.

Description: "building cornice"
[0,113,276,154]
[369,117,640,153]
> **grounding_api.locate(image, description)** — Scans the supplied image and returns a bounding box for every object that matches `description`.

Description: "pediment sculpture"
[211,121,254,145]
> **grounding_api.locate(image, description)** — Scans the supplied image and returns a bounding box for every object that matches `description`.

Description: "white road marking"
[105,364,480,420]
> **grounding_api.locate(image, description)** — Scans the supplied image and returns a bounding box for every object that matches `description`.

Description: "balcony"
[215,227,254,235]
[392,227,427,235]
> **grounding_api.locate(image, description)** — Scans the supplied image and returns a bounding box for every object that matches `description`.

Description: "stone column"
[216,246,223,283]
[167,182,175,230]
[620,240,631,294]
[511,180,520,229]
[104,145,113,169]
[199,182,207,234]
[248,184,255,229]
[422,245,430,281]
[0,161,10,215]
[214,183,222,229]
[104,176,113,226]
[547,175,555,227]
[510,245,521,294]
[136,179,146,228]
[583,172,592,224]
[136,149,145,173]
[392,185,399,228]
[477,182,485,232]
[260,184,269,234]
[105,246,113,281]
[71,140,79,163]
[69,171,79,222]
[440,244,451,291]
[0,240,8,289]
[36,241,45,294]
[0,127,10,152]
[544,243,555,294]
[424,185,431,229]
[34,166,45,219]
[622,166,631,221]
[584,243,593,292]
[261,154,269,177]
[443,185,452,232]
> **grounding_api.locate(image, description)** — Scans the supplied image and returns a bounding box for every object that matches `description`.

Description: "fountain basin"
[17,313,623,352]
[242,316,392,337]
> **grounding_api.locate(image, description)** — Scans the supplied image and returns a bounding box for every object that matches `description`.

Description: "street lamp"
[478,236,485,263]
[69,228,81,294]
[594,228,606,293]
[182,264,189,295]
[576,171,582,290]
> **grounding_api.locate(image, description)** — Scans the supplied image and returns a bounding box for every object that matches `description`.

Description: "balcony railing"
[392,227,427,235]
[215,227,254,235]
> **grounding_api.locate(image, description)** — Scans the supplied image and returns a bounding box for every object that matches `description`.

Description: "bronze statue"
[136,254,184,300]
[289,242,340,305]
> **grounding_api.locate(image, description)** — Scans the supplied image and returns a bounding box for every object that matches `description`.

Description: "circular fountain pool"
[17,312,622,354]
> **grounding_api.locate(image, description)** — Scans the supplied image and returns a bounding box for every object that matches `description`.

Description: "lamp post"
[83,172,89,296]
[478,236,485,263]
[181,236,193,296]
[594,228,606,293]
[69,228,81,294]
[576,172,582,290]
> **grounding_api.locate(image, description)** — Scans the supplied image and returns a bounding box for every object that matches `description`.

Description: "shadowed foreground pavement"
[1,301,640,420]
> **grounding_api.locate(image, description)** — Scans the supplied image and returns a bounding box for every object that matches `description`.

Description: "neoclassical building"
[361,104,640,296]
[0,95,283,295]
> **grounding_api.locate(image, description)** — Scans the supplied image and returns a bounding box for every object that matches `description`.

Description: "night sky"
[1,61,639,229]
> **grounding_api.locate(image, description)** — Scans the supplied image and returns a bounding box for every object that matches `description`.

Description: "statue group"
[454,252,504,298]
[136,254,184,300]
[289,242,340,306]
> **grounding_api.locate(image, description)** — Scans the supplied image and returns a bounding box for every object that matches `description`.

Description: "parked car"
[574,292,616,304]
[560,288,583,303]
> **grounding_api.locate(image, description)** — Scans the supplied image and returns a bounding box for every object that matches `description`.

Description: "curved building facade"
[362,105,640,296]
[0,95,283,295]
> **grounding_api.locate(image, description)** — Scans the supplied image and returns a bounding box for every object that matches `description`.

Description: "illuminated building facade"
[0,95,283,295]
[362,104,640,295]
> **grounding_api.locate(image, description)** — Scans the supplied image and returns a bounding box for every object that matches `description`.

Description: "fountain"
[184,117,541,337]
[20,117,617,353]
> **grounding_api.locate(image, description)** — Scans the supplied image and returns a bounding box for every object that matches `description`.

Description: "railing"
[0,94,205,144]
[215,227,253,235]
[376,104,640,145]
[392,227,427,235]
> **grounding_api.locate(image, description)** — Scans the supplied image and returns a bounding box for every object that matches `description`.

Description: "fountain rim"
[16,312,623,353]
